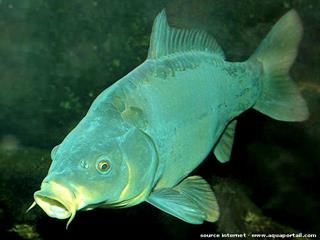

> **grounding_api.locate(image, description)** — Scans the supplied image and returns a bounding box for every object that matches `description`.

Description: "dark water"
[0,0,319,239]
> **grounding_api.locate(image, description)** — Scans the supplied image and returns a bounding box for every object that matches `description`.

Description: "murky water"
[0,0,319,239]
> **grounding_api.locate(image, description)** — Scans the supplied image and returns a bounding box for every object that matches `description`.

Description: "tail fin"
[251,10,309,121]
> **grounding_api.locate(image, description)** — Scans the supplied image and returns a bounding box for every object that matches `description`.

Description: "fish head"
[33,105,158,226]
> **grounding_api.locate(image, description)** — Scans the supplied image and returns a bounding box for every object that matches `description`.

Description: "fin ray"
[250,10,309,121]
[214,119,237,163]
[147,176,219,224]
[148,10,225,59]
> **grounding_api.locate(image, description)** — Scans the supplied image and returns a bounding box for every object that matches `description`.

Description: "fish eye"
[96,159,111,174]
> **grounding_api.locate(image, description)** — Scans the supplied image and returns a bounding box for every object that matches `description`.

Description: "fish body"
[32,9,309,226]
[114,54,261,190]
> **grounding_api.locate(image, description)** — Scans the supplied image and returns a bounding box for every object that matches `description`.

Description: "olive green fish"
[30,9,309,227]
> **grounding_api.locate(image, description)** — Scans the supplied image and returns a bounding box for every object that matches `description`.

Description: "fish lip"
[34,182,77,220]
[34,192,71,219]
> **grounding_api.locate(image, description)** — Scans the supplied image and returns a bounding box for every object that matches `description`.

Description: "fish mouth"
[34,194,71,219]
[34,181,78,228]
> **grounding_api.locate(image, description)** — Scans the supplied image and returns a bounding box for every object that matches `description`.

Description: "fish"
[30,9,309,228]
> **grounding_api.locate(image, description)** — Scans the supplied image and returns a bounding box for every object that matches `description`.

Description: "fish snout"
[34,181,77,222]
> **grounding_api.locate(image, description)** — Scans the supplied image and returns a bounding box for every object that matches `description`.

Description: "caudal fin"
[251,10,309,121]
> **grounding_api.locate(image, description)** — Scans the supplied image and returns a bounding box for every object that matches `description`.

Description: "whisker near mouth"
[66,209,76,230]
[26,201,36,213]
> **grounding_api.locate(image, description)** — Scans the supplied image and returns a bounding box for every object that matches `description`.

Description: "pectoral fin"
[146,176,219,224]
[214,119,237,163]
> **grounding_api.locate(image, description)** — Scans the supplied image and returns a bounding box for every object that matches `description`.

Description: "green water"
[0,0,319,239]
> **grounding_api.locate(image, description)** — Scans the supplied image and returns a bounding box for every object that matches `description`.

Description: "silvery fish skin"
[31,9,309,227]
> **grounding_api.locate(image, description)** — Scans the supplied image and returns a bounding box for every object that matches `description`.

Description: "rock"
[214,178,298,234]
[9,224,40,240]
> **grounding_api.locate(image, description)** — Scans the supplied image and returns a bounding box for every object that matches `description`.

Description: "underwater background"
[0,0,319,239]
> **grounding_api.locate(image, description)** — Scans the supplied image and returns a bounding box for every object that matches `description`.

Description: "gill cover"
[117,127,158,207]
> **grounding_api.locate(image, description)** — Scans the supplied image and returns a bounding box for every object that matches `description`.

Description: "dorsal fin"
[148,10,225,59]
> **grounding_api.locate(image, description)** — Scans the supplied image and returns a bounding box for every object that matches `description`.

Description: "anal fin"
[146,176,219,224]
[214,119,237,163]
